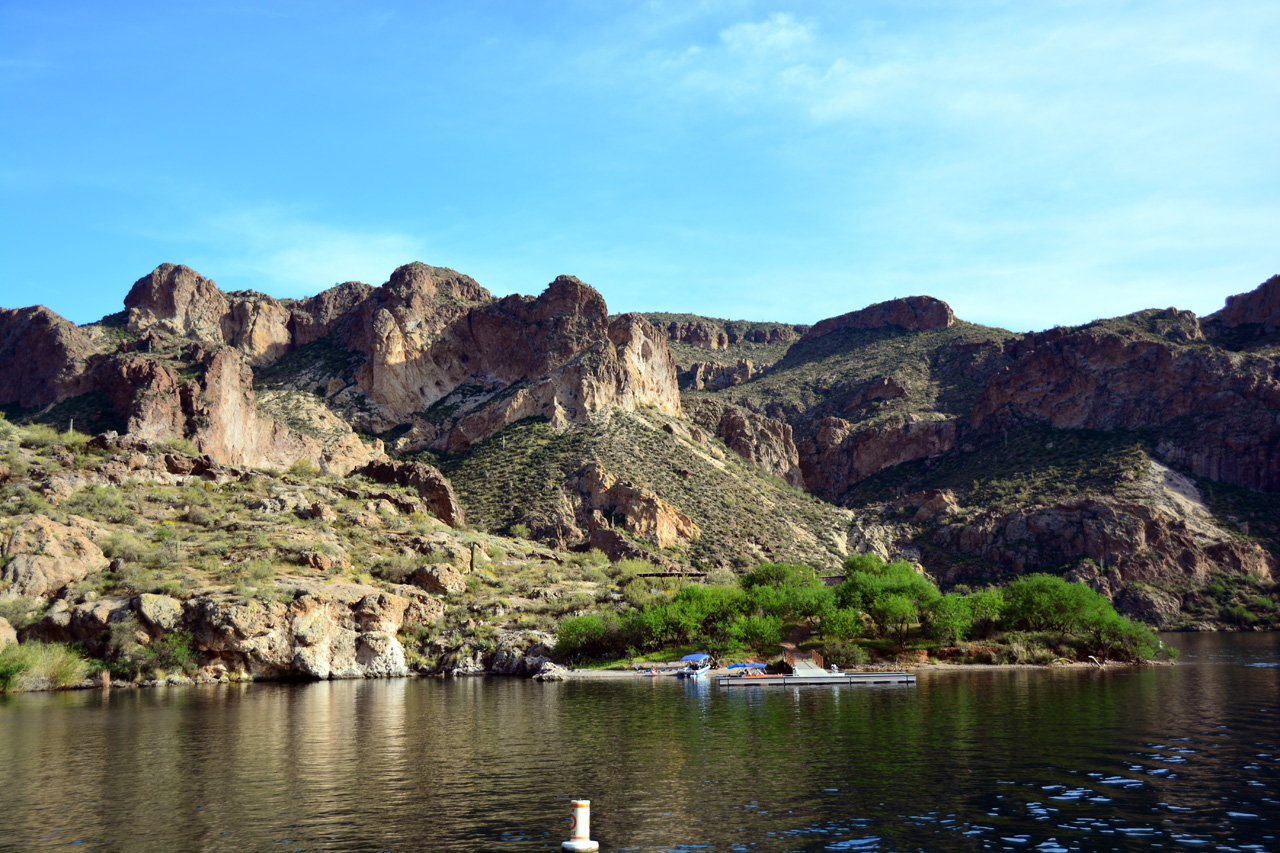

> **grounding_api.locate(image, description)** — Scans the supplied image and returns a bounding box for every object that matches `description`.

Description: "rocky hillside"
[2,264,1279,639]
[685,280,1280,628]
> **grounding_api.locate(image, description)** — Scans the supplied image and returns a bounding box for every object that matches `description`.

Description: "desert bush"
[161,435,199,456]
[62,485,137,524]
[509,523,530,539]
[0,642,90,691]
[369,554,420,584]
[287,458,319,479]
[19,424,62,450]
[823,639,872,668]
[0,485,49,516]
[0,596,45,630]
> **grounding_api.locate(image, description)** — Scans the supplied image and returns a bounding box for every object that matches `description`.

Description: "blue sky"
[1,1,1276,332]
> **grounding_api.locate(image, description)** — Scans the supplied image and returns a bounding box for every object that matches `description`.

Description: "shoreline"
[0,657,1177,694]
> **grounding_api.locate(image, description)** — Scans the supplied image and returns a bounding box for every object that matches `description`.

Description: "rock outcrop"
[1209,274,1280,333]
[569,463,700,549]
[358,460,465,528]
[971,329,1280,492]
[0,306,98,408]
[686,399,805,488]
[688,360,755,390]
[799,415,957,501]
[798,296,954,345]
[0,516,109,599]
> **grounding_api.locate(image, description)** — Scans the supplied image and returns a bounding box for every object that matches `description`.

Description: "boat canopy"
[727,663,767,669]
[680,653,711,662]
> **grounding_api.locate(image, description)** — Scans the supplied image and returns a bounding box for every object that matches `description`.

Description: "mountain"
[2,264,1278,631]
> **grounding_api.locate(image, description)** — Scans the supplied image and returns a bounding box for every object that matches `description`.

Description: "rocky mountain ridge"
[3,265,1278,634]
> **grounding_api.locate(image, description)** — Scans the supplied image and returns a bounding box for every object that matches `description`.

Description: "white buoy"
[561,799,600,852]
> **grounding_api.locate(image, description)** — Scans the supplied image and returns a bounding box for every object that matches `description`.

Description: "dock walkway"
[716,671,916,687]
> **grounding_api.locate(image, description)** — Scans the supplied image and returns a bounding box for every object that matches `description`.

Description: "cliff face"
[4,261,682,472]
[0,306,100,408]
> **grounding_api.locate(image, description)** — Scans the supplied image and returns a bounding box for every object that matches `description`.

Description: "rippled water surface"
[1,633,1277,852]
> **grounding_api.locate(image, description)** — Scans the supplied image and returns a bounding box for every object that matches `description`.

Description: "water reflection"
[0,633,1277,852]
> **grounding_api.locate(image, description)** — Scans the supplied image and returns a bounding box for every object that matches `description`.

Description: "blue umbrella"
[681,653,710,662]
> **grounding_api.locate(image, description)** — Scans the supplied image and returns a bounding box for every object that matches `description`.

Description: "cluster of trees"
[555,554,1166,666]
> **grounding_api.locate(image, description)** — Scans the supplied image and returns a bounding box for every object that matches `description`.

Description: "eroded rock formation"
[798,295,954,344]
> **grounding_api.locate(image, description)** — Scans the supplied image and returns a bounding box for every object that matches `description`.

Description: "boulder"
[532,660,570,681]
[0,617,16,650]
[358,460,466,528]
[0,516,109,599]
[136,593,183,632]
[410,564,466,596]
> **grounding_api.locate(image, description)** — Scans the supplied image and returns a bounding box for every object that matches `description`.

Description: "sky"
[1,0,1276,332]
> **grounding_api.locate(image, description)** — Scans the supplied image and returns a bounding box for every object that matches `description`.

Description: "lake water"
[1,633,1277,852]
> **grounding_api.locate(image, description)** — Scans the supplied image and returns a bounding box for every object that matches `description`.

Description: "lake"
[1,633,1277,852]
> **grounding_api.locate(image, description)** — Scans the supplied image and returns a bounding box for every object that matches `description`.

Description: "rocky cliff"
[3,263,1278,635]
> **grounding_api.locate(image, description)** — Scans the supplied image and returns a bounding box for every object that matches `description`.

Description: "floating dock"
[715,671,916,687]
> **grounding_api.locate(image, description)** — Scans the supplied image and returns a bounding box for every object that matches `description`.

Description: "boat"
[675,653,711,678]
[727,662,769,678]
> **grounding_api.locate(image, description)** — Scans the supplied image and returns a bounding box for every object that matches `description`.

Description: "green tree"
[730,614,784,656]
[819,607,863,641]
[867,592,917,647]
[928,593,972,646]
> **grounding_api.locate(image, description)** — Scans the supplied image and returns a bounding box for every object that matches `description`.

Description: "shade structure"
[727,663,767,669]
[681,653,711,661]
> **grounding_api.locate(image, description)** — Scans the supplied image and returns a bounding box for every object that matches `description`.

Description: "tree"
[868,592,917,647]
[819,607,863,641]
[731,614,784,656]
[928,593,972,646]
[1002,574,1110,633]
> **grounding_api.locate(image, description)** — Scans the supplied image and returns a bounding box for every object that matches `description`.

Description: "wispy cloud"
[140,206,427,296]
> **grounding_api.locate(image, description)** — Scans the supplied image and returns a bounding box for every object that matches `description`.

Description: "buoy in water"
[561,799,599,851]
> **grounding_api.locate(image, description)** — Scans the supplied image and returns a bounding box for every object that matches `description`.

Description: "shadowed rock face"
[0,306,97,408]
[686,399,805,488]
[1210,274,1280,332]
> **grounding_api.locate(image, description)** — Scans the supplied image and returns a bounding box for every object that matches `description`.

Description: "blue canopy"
[681,653,711,662]
[727,663,767,669]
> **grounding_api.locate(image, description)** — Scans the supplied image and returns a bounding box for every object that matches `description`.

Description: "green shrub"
[102,527,152,560]
[730,613,784,656]
[161,435,199,456]
[0,642,90,691]
[62,485,137,524]
[740,562,815,589]
[151,631,197,673]
[554,612,626,663]
[509,523,530,539]
[287,458,319,479]
[19,424,61,449]
[823,639,872,668]
[866,592,917,647]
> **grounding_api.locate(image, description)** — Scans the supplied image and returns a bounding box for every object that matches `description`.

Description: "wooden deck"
[716,671,916,687]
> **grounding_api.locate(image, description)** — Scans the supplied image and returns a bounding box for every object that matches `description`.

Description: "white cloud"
[719,13,812,54]
[141,206,428,297]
